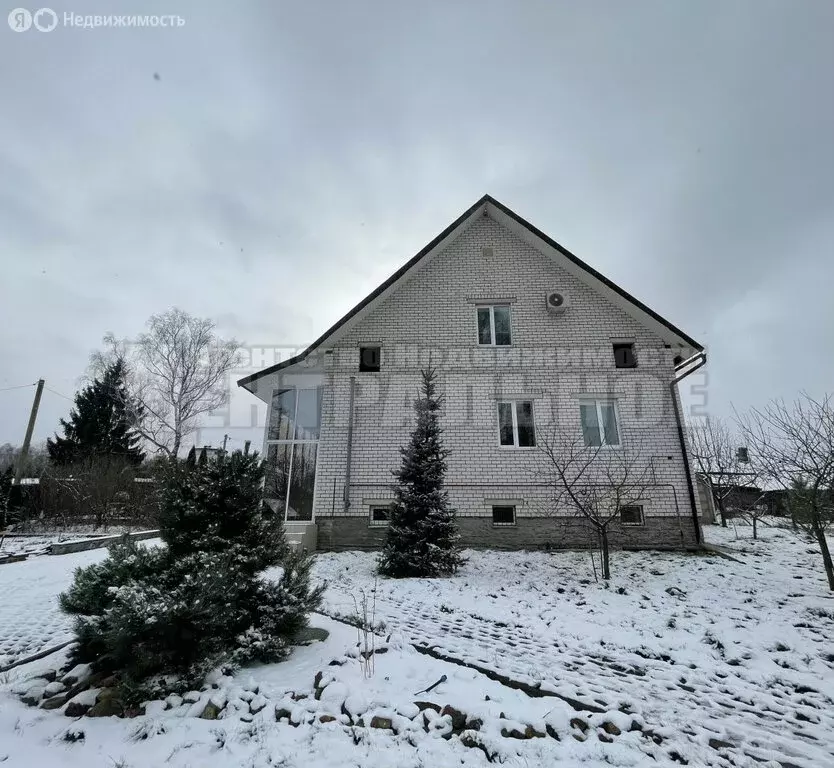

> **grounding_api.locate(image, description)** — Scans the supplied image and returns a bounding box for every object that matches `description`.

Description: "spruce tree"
[378,367,464,578]
[47,359,145,466]
[60,450,324,701]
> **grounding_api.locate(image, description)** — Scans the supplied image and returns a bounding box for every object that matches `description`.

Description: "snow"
[0,521,832,766]
[0,548,109,667]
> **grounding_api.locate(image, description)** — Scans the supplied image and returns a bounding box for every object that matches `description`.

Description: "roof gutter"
[670,350,707,545]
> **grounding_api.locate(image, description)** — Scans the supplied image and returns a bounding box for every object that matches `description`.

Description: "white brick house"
[238,195,706,551]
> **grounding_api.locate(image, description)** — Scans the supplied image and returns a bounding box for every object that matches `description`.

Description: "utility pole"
[14,379,45,485]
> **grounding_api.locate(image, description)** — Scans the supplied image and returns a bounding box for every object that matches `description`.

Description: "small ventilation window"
[613,343,637,369]
[359,345,381,372]
[492,505,516,526]
[369,505,390,526]
[619,505,644,525]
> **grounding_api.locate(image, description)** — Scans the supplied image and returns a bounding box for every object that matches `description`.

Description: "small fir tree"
[60,450,324,702]
[48,358,145,466]
[378,367,464,578]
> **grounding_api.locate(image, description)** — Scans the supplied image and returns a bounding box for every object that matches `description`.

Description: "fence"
[4,476,160,532]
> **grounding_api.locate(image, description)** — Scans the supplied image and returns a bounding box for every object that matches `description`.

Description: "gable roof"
[238,194,703,392]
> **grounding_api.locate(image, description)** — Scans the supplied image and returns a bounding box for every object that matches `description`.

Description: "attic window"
[359,345,381,372]
[613,343,637,369]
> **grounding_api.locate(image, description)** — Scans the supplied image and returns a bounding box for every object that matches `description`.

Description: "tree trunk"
[717,495,727,527]
[812,519,834,592]
[171,434,181,459]
[600,528,611,581]
[752,516,757,539]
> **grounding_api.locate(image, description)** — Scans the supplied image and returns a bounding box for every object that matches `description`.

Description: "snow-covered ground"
[1,523,832,767]
[0,533,113,560]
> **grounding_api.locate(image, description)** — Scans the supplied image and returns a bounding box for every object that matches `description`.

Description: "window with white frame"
[579,400,620,447]
[477,304,511,346]
[369,505,391,526]
[619,505,644,525]
[264,386,322,521]
[491,505,516,526]
[497,401,536,447]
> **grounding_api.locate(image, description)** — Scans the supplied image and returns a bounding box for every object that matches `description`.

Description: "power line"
[43,386,73,402]
[0,383,36,393]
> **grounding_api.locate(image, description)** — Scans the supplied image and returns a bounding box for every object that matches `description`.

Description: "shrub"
[60,450,324,699]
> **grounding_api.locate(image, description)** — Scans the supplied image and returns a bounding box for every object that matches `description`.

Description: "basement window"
[492,505,516,526]
[369,505,391,527]
[619,505,644,525]
[613,343,637,369]
[359,345,381,372]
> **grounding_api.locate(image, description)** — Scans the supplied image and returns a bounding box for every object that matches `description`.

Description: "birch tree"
[96,309,242,458]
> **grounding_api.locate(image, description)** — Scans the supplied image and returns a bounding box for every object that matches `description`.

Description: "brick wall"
[317,515,699,552]
[268,215,702,549]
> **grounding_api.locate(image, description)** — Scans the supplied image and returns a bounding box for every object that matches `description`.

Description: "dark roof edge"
[238,193,702,390]
[485,196,704,352]
[237,194,491,389]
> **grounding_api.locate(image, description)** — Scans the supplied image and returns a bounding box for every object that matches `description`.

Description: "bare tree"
[742,497,770,540]
[539,433,654,580]
[95,309,242,458]
[689,417,749,527]
[44,456,138,531]
[736,393,834,591]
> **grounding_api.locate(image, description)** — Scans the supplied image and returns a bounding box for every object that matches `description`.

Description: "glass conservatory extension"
[263,386,322,520]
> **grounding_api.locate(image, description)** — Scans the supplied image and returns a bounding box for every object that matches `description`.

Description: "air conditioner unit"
[546,290,570,314]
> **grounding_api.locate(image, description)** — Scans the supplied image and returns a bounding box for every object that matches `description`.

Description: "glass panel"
[620,506,642,524]
[580,403,601,447]
[498,402,514,445]
[371,506,390,523]
[492,505,515,524]
[477,308,492,345]
[286,442,317,521]
[268,388,296,441]
[295,387,322,440]
[263,444,292,515]
[516,401,535,447]
[601,403,619,445]
[493,306,511,346]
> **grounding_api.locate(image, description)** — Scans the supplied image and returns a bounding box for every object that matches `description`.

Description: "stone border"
[49,530,160,555]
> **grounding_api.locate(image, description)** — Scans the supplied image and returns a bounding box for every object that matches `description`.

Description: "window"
[359,345,381,372]
[265,386,322,521]
[619,505,644,525]
[492,505,516,526]
[369,505,390,526]
[613,343,637,369]
[579,400,620,446]
[269,387,322,441]
[477,305,511,346]
[497,401,536,447]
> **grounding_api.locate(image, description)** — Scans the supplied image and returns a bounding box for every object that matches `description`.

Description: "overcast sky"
[2,0,833,452]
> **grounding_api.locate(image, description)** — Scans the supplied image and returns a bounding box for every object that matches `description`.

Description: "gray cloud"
[2,0,833,450]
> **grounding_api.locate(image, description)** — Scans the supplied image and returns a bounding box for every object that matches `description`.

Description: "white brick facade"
[246,205,704,550]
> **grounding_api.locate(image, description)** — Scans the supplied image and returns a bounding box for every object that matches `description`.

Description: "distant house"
[238,195,705,551]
